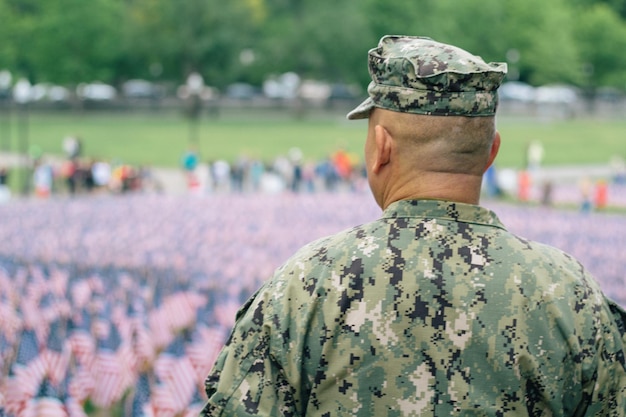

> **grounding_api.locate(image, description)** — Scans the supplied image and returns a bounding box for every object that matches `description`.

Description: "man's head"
[347,35,507,119]
[349,36,507,208]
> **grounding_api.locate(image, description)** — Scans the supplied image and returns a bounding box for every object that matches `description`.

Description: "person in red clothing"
[332,148,352,180]
[517,170,531,202]
[594,179,608,209]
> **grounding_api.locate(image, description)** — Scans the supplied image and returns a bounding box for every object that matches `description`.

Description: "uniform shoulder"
[273,219,385,277]
[507,232,585,270]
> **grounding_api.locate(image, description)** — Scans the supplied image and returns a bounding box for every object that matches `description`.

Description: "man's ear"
[484,131,501,172]
[372,124,392,174]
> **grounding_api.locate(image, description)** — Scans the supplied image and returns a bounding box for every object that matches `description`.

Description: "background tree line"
[1,0,626,95]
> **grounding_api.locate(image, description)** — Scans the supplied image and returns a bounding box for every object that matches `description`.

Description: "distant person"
[211,159,231,193]
[594,179,608,210]
[610,155,626,185]
[0,166,10,203]
[540,180,554,207]
[201,35,626,416]
[182,145,199,172]
[483,164,501,198]
[182,145,200,191]
[525,139,544,174]
[517,169,531,202]
[62,135,82,160]
[33,160,54,198]
[230,155,249,193]
[332,147,352,184]
[0,166,8,186]
[61,158,79,194]
[580,177,593,213]
[91,159,112,190]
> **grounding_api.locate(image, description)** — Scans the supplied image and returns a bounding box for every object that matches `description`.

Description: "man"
[202,36,626,416]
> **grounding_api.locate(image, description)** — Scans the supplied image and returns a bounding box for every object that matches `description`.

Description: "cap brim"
[346,97,374,120]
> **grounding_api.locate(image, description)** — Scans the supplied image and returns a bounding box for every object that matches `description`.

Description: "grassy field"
[1,107,625,170]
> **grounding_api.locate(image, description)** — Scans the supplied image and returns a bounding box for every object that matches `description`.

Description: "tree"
[361,0,584,86]
[570,0,626,19]
[574,3,626,90]
[248,0,373,86]
[4,0,124,85]
[125,0,261,87]
[1,0,626,92]
[0,0,20,73]
[506,0,582,86]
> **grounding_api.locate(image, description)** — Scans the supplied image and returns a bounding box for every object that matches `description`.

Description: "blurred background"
[0,0,624,199]
[1,0,626,103]
[1,1,626,416]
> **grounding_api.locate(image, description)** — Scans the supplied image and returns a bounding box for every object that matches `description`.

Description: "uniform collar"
[382,199,506,230]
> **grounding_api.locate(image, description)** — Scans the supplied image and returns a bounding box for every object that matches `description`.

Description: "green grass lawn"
[1,107,625,170]
[496,117,626,169]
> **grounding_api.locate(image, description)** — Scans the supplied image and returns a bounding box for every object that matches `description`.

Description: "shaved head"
[375,110,497,176]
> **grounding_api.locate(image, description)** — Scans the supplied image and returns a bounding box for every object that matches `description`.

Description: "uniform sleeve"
[582,298,626,416]
[200,285,300,417]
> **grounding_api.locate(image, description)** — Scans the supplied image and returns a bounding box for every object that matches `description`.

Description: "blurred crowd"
[30,156,155,198]
[1,136,625,212]
[0,139,370,202]
[0,136,161,201]
[181,146,368,196]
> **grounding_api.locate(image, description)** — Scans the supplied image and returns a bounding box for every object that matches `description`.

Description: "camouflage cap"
[347,35,507,119]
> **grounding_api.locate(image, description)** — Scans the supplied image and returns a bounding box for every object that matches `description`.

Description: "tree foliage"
[254,0,372,82]
[574,3,626,89]
[124,0,259,85]
[1,0,123,84]
[0,0,625,91]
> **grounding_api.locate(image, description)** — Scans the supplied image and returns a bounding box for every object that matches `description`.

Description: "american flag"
[0,191,624,417]
[131,372,154,417]
[20,377,66,417]
[128,300,156,371]
[148,307,173,352]
[150,384,176,417]
[67,365,94,403]
[183,388,207,417]
[186,325,225,385]
[160,291,206,333]
[64,396,88,417]
[90,319,127,409]
[0,296,21,359]
[42,319,70,387]
[5,328,45,416]
[152,334,196,415]
[67,309,95,367]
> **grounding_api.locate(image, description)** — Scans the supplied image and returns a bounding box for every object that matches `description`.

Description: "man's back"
[202,35,626,417]
[204,200,626,416]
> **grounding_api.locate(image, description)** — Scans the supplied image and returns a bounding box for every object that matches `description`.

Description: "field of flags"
[0,191,625,416]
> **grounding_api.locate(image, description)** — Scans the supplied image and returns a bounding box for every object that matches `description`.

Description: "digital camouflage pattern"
[347,35,507,119]
[202,200,626,416]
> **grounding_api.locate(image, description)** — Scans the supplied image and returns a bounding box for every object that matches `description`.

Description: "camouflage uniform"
[202,36,626,416]
[202,200,626,416]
